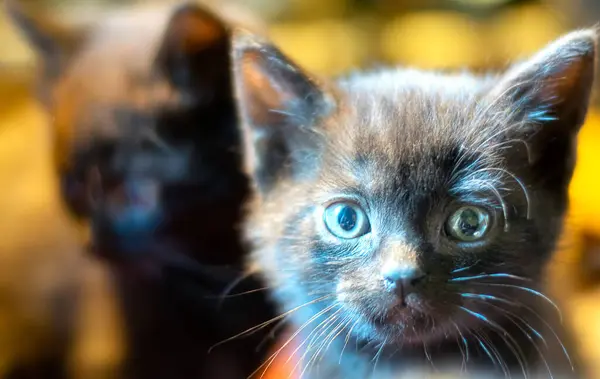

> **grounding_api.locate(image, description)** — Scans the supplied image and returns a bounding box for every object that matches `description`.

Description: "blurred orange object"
[254,332,298,379]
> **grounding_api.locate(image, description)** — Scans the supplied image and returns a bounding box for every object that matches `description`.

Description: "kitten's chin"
[345,305,451,347]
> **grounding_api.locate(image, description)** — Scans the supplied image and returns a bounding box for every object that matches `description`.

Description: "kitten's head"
[233,29,596,345]
[8,2,250,266]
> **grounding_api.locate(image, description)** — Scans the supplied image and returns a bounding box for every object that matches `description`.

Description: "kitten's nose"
[382,264,425,298]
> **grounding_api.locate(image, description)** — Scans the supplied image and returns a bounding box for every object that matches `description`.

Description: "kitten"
[232,27,596,378]
[8,2,276,378]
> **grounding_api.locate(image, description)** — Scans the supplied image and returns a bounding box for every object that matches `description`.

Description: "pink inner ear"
[240,51,290,126]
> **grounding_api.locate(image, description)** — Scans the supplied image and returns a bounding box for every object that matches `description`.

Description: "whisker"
[289,307,344,378]
[452,321,469,371]
[340,319,359,364]
[372,339,387,377]
[210,294,334,352]
[451,260,481,274]
[477,167,532,219]
[454,332,466,373]
[306,309,344,351]
[450,273,531,282]
[459,306,528,378]
[256,317,289,353]
[486,302,556,379]
[484,183,510,232]
[495,138,533,165]
[468,283,563,322]
[480,331,511,379]
[325,317,353,362]
[214,270,255,308]
[460,293,545,345]
[423,341,435,371]
[209,287,270,301]
[473,331,504,376]
[316,315,351,366]
[252,302,340,379]
[461,292,573,371]
[487,301,550,352]
[300,310,343,378]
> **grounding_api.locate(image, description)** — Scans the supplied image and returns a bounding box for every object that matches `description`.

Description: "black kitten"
[232,28,596,378]
[8,2,276,378]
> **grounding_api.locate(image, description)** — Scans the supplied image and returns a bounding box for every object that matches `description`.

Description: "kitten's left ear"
[492,29,596,131]
[155,3,231,101]
[490,29,596,184]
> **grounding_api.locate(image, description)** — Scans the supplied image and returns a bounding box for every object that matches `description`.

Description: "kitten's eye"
[323,202,371,239]
[446,206,490,242]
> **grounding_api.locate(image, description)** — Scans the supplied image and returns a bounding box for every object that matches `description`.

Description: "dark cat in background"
[8,1,276,378]
[232,27,596,378]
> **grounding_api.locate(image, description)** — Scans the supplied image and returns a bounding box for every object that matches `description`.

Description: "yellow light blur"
[449,0,512,8]
[569,110,600,235]
[380,11,487,69]
[489,4,564,59]
[269,20,367,75]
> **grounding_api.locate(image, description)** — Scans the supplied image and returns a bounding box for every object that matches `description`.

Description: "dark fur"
[7,2,276,378]
[233,28,596,378]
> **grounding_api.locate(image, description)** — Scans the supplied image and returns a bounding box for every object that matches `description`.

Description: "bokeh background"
[2,0,600,377]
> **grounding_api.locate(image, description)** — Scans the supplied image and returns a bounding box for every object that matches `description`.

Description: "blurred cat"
[7,1,276,378]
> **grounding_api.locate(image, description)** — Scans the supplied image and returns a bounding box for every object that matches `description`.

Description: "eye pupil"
[323,201,370,239]
[447,206,490,242]
[458,209,479,236]
[337,206,357,231]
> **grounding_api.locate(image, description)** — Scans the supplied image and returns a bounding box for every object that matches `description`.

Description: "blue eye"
[323,202,371,239]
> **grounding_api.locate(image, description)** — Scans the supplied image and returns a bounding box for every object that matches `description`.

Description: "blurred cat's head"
[232,29,596,346]
[8,1,258,268]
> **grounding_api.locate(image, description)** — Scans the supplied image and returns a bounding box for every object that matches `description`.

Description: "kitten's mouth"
[367,312,449,345]
[356,298,450,346]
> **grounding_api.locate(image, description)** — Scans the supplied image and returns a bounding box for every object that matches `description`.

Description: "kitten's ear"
[232,30,335,194]
[490,29,596,184]
[155,3,231,101]
[492,30,596,130]
[5,0,85,80]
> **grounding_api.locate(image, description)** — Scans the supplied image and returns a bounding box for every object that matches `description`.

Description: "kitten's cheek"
[336,279,350,303]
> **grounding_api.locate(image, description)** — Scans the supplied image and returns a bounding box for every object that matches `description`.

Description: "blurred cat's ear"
[490,29,596,185]
[155,3,230,101]
[232,29,335,194]
[5,0,86,80]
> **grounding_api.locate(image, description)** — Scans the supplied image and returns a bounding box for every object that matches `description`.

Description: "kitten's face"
[233,31,596,345]
[9,3,247,266]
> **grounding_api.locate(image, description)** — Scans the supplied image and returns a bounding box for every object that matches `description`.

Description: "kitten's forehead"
[318,70,510,197]
[338,69,495,132]
[333,70,498,160]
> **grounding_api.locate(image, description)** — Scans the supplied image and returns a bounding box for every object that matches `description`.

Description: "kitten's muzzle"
[382,263,426,305]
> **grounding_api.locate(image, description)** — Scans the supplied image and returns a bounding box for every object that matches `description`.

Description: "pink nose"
[382,265,425,300]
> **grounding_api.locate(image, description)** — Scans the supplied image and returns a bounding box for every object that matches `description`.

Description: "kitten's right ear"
[5,0,85,80]
[232,30,335,194]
